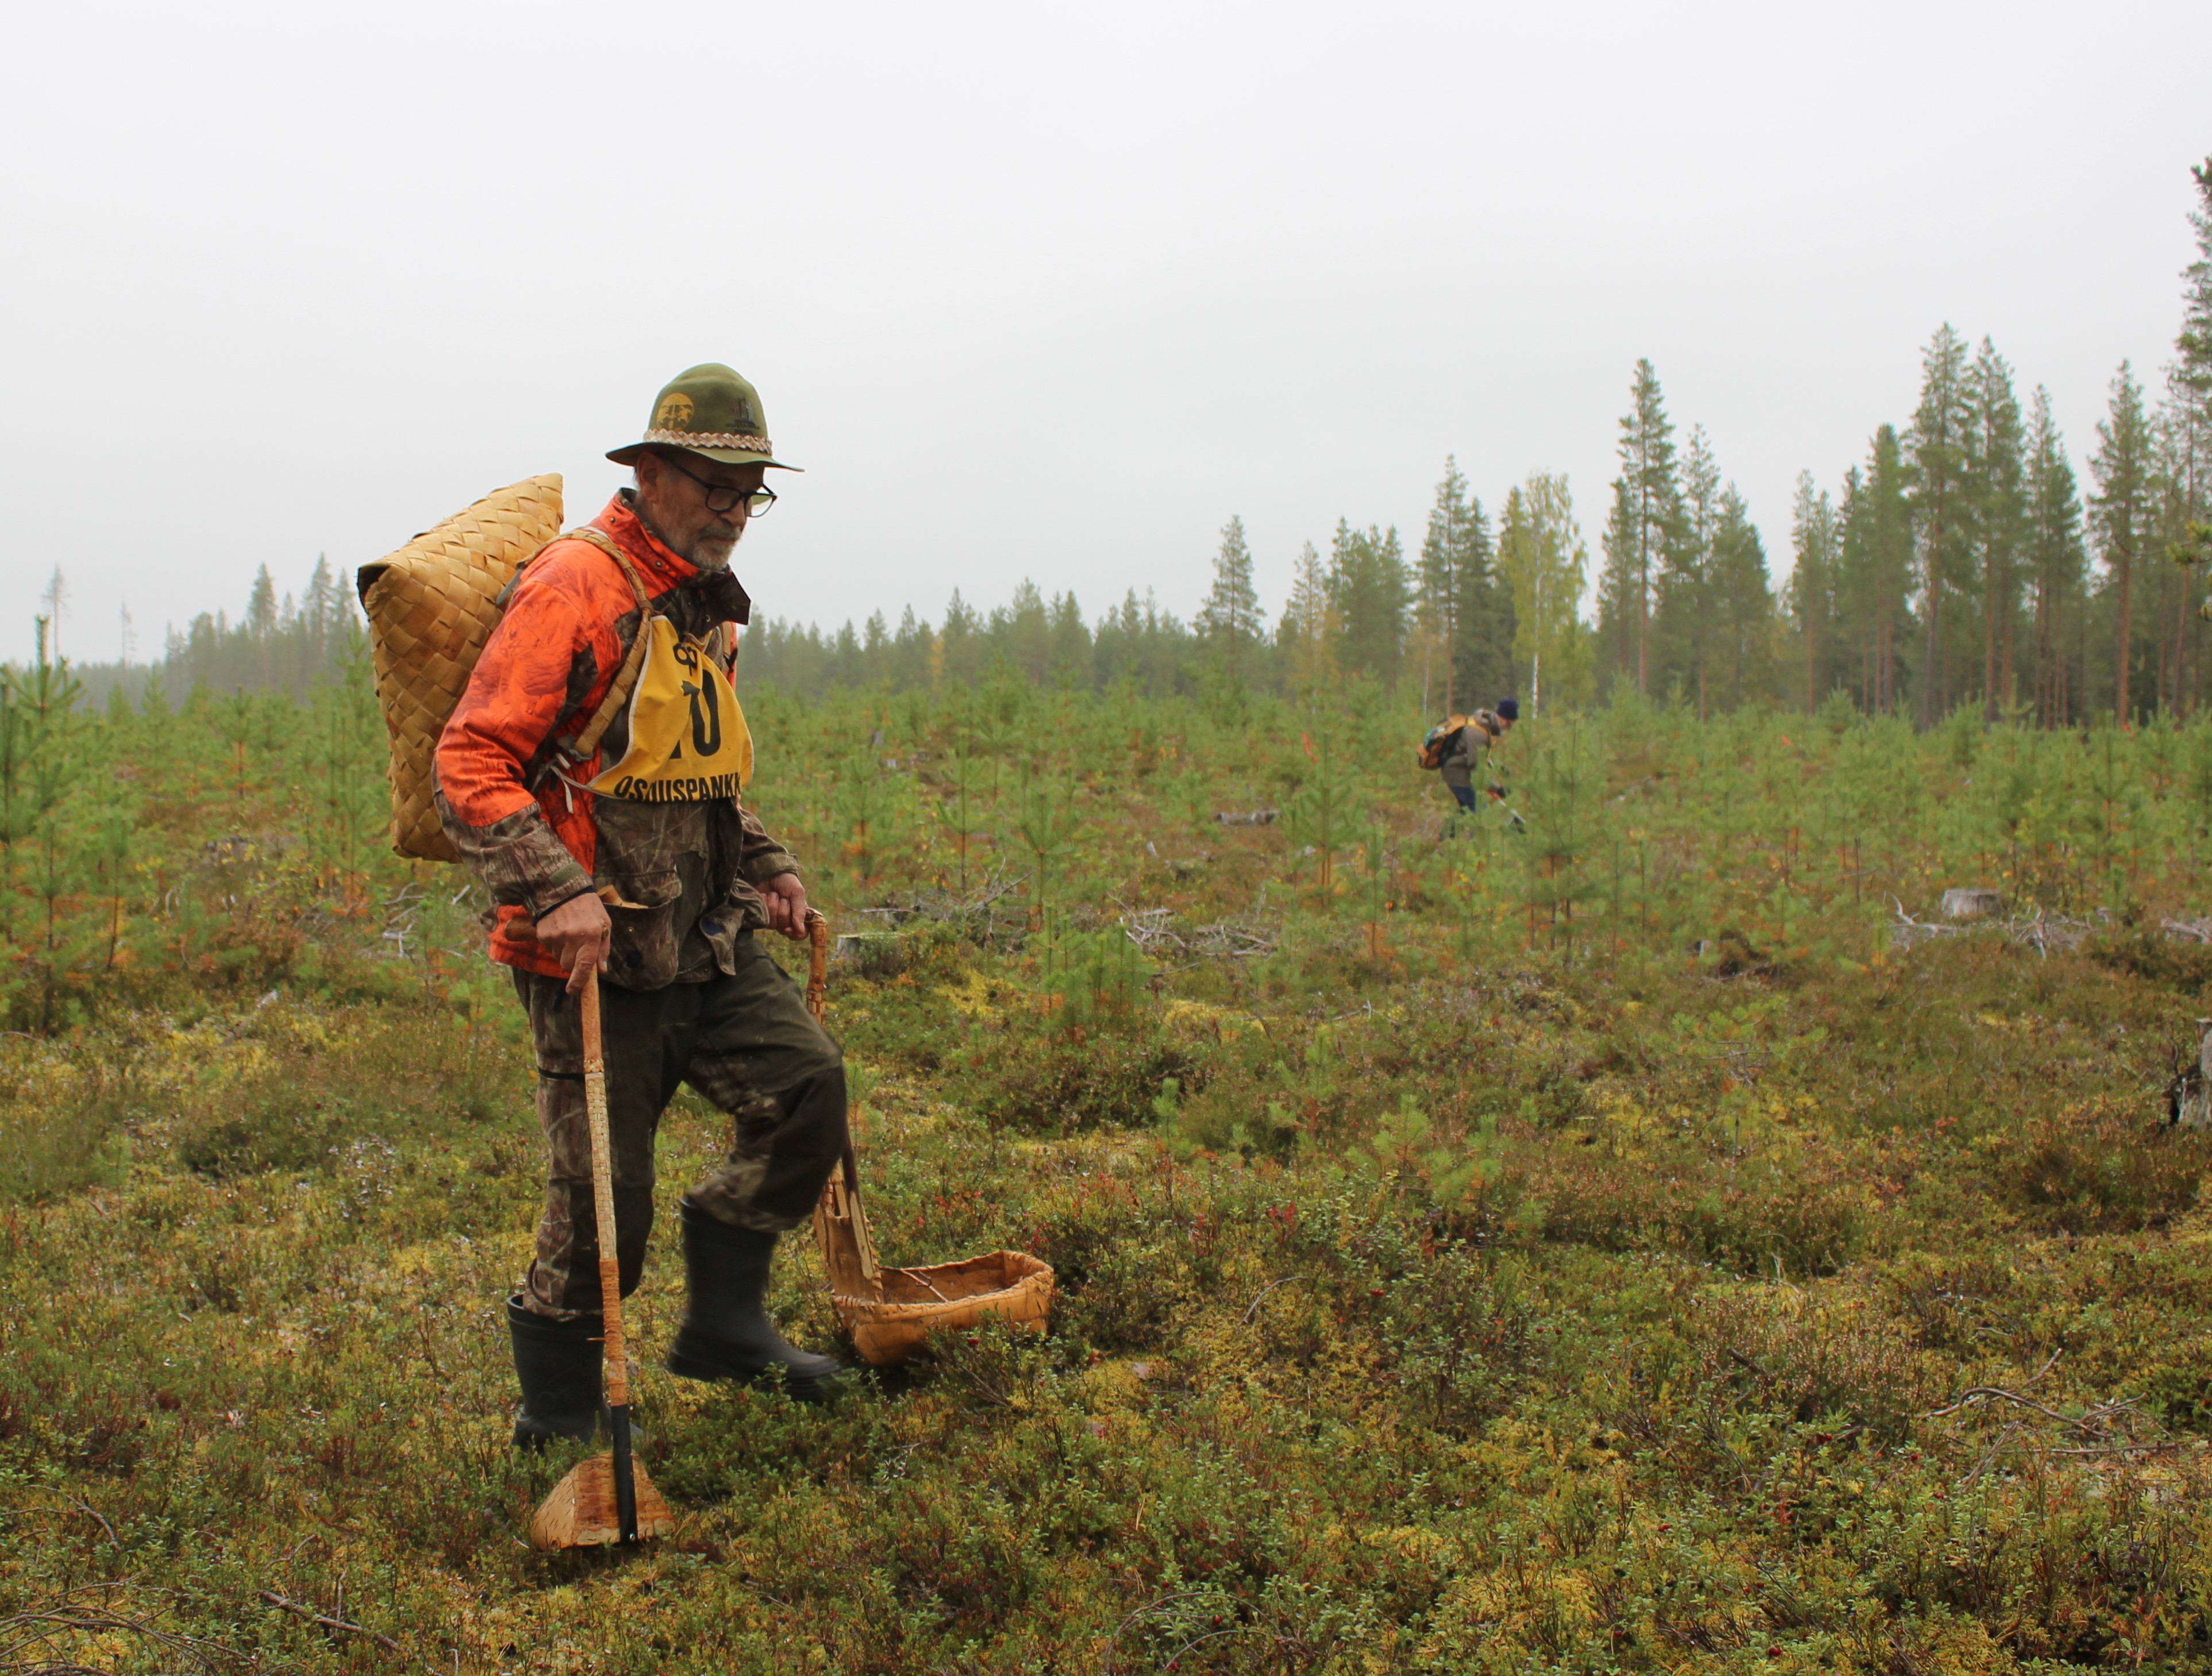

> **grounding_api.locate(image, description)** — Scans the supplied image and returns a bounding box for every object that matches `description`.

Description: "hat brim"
[607,442,802,472]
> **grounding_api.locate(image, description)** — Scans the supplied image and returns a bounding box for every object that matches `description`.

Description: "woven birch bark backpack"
[354,475,567,862]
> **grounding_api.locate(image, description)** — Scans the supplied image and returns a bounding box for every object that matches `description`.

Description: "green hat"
[606,363,801,472]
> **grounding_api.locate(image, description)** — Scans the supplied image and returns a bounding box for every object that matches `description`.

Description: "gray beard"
[688,531,740,571]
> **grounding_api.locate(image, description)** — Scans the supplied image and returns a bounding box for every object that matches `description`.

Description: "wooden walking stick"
[530,965,673,1549]
[805,908,830,1024]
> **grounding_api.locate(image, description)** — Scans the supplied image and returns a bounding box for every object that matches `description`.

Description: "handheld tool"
[529,965,674,1548]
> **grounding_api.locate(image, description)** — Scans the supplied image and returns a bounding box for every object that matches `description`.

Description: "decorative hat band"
[641,427,773,453]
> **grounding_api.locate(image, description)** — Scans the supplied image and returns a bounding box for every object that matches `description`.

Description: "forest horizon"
[37,154,2212,733]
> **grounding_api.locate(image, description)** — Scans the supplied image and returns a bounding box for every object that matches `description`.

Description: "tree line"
[68,556,366,709]
[47,157,2211,729]
[744,156,2212,726]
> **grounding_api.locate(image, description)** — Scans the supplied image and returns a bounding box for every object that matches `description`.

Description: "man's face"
[633,450,768,570]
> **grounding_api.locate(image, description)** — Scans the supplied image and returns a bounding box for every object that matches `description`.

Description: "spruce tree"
[1278,541,1335,696]
[1000,581,1050,684]
[1907,325,1976,727]
[2024,390,2087,726]
[1198,515,1261,685]
[302,555,339,642]
[830,620,865,688]
[892,605,933,691]
[1417,460,1471,714]
[2090,361,2152,720]
[940,590,980,686]
[1710,487,1775,712]
[1833,432,1912,713]
[1326,520,1411,686]
[1788,471,1840,712]
[1834,468,1868,707]
[1498,490,1536,710]
[1595,360,1681,698]
[2179,157,2212,420]
[1413,460,1509,716]
[1655,426,1721,718]
[1595,492,1636,698]
[2165,159,2212,714]
[1454,495,1514,715]
[1968,338,2028,719]
[2149,383,2203,715]
[1047,591,1090,688]
[1863,426,1915,711]
[1093,591,1146,690]
[247,564,278,638]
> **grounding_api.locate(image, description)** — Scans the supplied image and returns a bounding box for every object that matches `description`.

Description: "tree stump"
[1941,888,2001,920]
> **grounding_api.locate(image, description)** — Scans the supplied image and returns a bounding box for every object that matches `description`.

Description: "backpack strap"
[551,527,657,764]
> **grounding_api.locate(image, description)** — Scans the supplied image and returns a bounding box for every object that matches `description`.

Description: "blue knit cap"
[1495,698,1519,722]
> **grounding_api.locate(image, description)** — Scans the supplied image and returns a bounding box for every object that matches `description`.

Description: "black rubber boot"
[667,1201,849,1400]
[506,1295,606,1450]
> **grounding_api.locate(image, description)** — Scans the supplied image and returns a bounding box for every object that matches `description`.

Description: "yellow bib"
[588,618,753,801]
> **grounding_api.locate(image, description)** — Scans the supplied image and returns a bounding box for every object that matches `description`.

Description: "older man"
[435,363,848,1443]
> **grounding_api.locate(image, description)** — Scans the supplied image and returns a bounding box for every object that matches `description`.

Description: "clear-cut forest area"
[5,156,2212,1676]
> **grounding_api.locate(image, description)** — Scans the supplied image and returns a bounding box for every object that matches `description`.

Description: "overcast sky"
[1,1,2206,666]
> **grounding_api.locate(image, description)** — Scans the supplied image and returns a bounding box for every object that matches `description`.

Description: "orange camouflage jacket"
[432,491,798,984]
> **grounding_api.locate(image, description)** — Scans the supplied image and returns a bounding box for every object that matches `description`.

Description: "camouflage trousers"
[511,932,847,1321]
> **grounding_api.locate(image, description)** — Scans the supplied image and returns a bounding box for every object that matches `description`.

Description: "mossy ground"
[9,921,2212,1674]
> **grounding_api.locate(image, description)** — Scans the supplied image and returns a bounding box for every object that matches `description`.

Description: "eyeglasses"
[660,455,777,518]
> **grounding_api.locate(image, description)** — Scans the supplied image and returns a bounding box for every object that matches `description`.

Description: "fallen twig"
[1926,1388,2140,1438]
[1239,1276,1310,1326]
[1928,1389,2092,1430]
[1927,1350,2171,1480]
[1925,1350,2062,1419]
[2050,1440,2187,1458]
[1955,1422,2022,1489]
[0,1588,245,1673]
[1890,904,2111,957]
[1165,1627,1305,1670]
[68,1497,118,1548]
[259,1591,402,1656]
[1110,902,1278,962]
[1099,1591,1226,1675]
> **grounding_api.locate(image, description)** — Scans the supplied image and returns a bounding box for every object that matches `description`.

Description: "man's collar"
[593,491,751,624]
[603,490,693,584]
